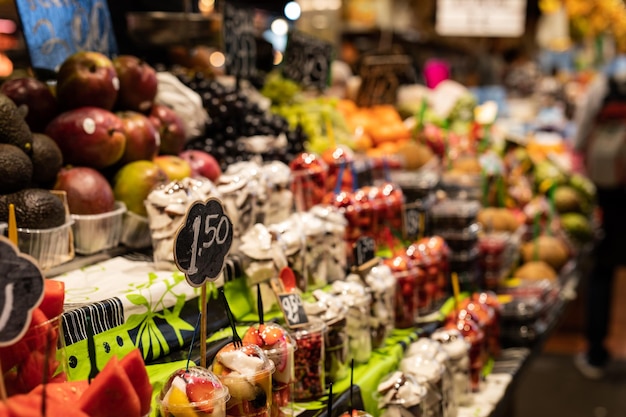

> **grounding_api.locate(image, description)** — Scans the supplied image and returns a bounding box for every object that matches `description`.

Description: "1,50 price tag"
[174,198,234,287]
[277,293,309,328]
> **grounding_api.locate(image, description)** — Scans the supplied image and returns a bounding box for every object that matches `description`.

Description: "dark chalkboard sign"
[353,236,376,267]
[14,0,117,73]
[356,54,416,107]
[223,2,256,79]
[403,202,423,241]
[282,30,333,90]
[277,293,309,328]
[0,236,45,346]
[174,198,234,287]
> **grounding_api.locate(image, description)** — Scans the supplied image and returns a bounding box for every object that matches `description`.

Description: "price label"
[356,54,416,107]
[277,293,309,328]
[282,30,333,90]
[223,2,257,79]
[353,236,376,267]
[403,202,423,241]
[15,0,117,73]
[174,198,234,287]
[0,236,45,346]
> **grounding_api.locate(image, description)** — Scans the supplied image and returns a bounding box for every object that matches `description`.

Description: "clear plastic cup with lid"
[158,366,230,417]
[211,343,275,417]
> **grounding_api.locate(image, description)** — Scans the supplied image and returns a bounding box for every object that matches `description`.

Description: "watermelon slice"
[6,390,90,417]
[30,380,90,405]
[78,356,141,417]
[12,350,64,394]
[119,348,153,416]
[39,280,65,320]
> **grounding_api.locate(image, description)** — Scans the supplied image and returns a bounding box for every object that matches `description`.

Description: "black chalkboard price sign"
[353,236,376,267]
[277,293,309,328]
[0,236,45,346]
[14,0,117,73]
[223,2,257,79]
[356,54,416,107]
[403,202,423,241]
[174,198,234,287]
[282,30,333,90]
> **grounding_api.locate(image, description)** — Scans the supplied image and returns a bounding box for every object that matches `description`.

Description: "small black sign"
[0,236,45,347]
[353,236,376,267]
[277,293,309,328]
[223,2,257,79]
[15,0,117,73]
[174,198,234,287]
[356,54,416,107]
[282,30,333,90]
[403,202,423,241]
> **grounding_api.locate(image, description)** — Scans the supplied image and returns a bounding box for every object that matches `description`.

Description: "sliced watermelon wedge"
[119,348,153,416]
[78,356,141,417]
[39,280,65,320]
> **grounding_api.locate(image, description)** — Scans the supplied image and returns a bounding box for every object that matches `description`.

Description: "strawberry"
[186,378,216,414]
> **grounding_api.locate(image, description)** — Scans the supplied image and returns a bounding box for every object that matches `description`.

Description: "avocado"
[0,188,66,229]
[0,143,33,194]
[0,93,33,154]
[30,133,63,187]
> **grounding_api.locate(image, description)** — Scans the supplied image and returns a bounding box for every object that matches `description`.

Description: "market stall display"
[0,11,606,417]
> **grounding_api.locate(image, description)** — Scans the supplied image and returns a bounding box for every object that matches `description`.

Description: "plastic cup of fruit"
[340,410,374,417]
[322,312,349,385]
[289,153,328,212]
[292,317,328,401]
[158,366,230,417]
[444,311,485,392]
[384,254,420,329]
[0,314,67,395]
[242,323,296,417]
[212,343,275,417]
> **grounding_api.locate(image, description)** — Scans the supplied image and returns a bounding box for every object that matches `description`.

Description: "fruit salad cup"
[363,265,397,349]
[330,280,373,365]
[243,323,296,417]
[158,366,230,417]
[212,343,275,417]
[292,317,327,401]
[444,310,485,392]
[375,182,405,236]
[289,153,328,212]
[384,254,420,329]
[303,292,350,385]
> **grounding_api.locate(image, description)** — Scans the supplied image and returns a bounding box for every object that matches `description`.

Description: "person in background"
[573,55,626,379]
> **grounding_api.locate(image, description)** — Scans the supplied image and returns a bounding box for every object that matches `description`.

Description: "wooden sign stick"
[0,359,7,401]
[200,283,207,368]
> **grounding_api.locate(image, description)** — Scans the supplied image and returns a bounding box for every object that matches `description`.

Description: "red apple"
[0,77,58,132]
[53,166,116,215]
[113,55,158,112]
[45,107,126,169]
[179,149,222,182]
[153,155,192,181]
[117,111,160,164]
[149,104,186,155]
[56,51,119,111]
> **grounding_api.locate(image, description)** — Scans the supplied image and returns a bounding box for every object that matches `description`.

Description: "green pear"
[113,160,167,217]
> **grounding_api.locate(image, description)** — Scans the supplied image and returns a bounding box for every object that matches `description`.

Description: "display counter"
[51,244,583,417]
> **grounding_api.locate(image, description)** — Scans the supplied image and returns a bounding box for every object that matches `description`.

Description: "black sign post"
[282,30,333,90]
[223,2,257,80]
[174,198,233,367]
[14,0,117,74]
[356,54,416,107]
